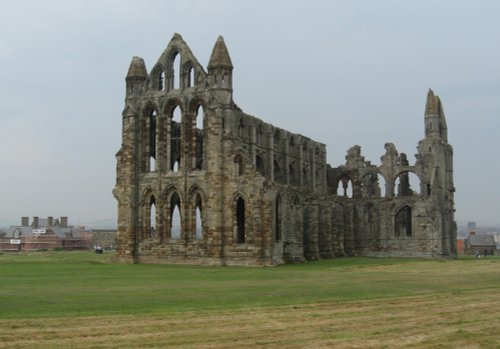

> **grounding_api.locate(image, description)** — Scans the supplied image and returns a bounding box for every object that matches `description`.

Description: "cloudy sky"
[0,0,499,227]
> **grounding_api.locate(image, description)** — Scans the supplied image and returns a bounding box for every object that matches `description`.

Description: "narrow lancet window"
[170,106,181,172]
[148,110,157,172]
[149,196,157,238]
[172,52,181,89]
[236,197,245,244]
[170,193,181,240]
[194,105,204,170]
[275,195,282,242]
[195,194,202,240]
[159,70,165,91]
[188,66,195,87]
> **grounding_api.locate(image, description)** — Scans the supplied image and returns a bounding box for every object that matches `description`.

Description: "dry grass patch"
[1,289,498,349]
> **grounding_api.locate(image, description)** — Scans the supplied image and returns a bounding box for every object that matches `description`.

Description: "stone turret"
[418,89,456,257]
[208,36,233,91]
[125,56,147,97]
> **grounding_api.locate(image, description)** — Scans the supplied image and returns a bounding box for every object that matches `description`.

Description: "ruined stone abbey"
[114,34,457,265]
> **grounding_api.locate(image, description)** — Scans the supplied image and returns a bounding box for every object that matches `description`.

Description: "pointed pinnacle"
[208,35,233,69]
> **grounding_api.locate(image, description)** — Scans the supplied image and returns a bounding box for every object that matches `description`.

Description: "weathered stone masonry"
[113,34,456,265]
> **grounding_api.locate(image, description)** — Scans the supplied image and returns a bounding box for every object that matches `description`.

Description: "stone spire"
[126,56,147,80]
[424,88,447,141]
[425,88,441,116]
[172,32,183,40]
[208,36,233,70]
[207,36,233,92]
[126,56,147,97]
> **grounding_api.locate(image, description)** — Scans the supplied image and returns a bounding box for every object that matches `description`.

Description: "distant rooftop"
[6,216,82,239]
[467,234,496,247]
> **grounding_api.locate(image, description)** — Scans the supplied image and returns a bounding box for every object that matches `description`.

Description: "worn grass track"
[0,252,499,348]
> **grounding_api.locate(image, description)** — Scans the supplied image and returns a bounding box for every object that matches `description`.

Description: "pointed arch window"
[395,205,412,237]
[148,110,157,172]
[338,176,353,198]
[158,70,165,91]
[346,179,353,198]
[236,197,245,244]
[172,52,181,89]
[149,196,157,238]
[187,65,195,87]
[378,174,387,197]
[194,193,203,240]
[170,193,181,240]
[152,66,165,91]
[194,105,204,170]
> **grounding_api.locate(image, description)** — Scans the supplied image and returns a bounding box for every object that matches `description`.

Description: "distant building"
[467,221,477,231]
[80,229,117,250]
[464,232,496,256]
[494,235,500,250]
[0,216,91,251]
[456,239,465,254]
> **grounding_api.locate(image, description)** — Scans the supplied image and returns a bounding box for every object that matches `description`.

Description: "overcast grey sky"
[0,0,499,227]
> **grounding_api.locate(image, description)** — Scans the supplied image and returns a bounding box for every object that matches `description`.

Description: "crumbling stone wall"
[114,34,456,265]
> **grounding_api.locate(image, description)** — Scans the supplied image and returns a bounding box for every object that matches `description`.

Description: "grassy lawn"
[0,252,499,348]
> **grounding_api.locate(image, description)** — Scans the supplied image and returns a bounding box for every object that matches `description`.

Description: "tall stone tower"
[416,89,457,256]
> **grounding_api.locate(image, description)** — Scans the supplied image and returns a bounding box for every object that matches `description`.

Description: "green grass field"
[0,252,499,348]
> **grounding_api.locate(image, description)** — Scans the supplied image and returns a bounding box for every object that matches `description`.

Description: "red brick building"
[0,216,91,251]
